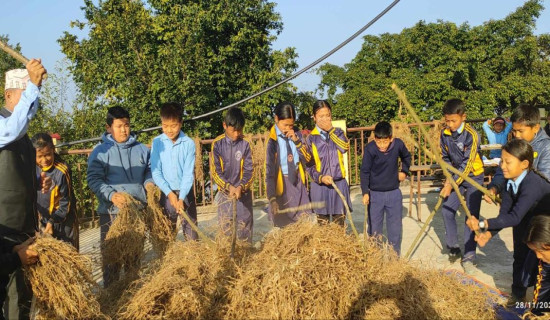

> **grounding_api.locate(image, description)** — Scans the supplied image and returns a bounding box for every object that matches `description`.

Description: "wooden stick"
[178,208,213,245]
[331,181,360,240]
[363,205,369,247]
[391,84,480,235]
[0,40,28,64]
[400,134,500,204]
[230,198,237,258]
[0,40,47,79]
[275,201,325,215]
[404,195,444,260]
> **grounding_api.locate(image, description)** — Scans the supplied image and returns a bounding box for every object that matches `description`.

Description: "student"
[467,140,550,305]
[438,99,484,274]
[32,133,79,249]
[306,100,352,225]
[489,104,550,194]
[211,107,254,241]
[87,106,154,288]
[525,215,550,316]
[265,101,312,227]
[360,121,411,256]
[150,102,197,240]
[482,116,512,159]
[544,113,550,138]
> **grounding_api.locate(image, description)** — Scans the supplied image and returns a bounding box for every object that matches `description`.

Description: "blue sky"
[1,0,548,95]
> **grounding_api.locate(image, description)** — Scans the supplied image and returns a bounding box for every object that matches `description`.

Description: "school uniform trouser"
[367,188,403,256]
[2,268,32,320]
[160,189,198,241]
[217,191,253,242]
[441,173,484,262]
[513,220,539,298]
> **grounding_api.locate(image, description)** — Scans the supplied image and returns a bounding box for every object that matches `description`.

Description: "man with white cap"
[0,59,46,320]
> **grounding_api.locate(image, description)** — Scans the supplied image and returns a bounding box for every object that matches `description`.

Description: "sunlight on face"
[109,118,131,143]
[35,146,54,169]
[162,118,182,142]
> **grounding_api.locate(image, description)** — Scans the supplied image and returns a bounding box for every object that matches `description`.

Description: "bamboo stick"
[331,182,360,240]
[0,40,48,79]
[275,201,325,215]
[391,84,480,236]
[230,198,237,258]
[404,196,444,260]
[178,208,213,245]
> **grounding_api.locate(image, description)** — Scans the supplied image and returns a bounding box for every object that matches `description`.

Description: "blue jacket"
[490,129,550,192]
[440,123,484,185]
[211,134,254,193]
[482,120,511,158]
[87,132,153,215]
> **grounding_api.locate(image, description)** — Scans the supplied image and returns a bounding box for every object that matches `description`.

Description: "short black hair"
[31,132,55,150]
[511,104,540,127]
[160,102,183,121]
[442,99,466,115]
[374,121,392,139]
[224,107,245,130]
[106,106,130,126]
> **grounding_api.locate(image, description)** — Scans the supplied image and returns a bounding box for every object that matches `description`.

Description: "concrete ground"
[80,184,519,297]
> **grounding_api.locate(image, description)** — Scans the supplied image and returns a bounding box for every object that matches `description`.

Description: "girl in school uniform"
[524,215,550,316]
[305,100,352,225]
[265,101,312,228]
[31,133,79,249]
[467,139,550,305]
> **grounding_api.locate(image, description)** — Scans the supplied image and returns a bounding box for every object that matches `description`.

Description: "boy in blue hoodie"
[87,106,154,288]
[151,102,197,241]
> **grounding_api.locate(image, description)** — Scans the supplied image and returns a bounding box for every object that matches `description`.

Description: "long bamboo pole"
[391,84,480,236]
[0,40,48,79]
[404,196,444,260]
[275,201,325,215]
[400,134,500,204]
[331,182,360,240]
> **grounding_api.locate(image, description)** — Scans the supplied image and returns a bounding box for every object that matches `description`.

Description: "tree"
[59,0,298,139]
[317,0,550,127]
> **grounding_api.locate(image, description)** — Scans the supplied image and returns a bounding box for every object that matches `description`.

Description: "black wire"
[56,0,401,148]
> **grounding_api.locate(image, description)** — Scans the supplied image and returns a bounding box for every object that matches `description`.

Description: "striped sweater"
[440,123,484,184]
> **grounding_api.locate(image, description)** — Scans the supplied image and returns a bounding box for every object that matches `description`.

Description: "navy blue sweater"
[488,170,550,231]
[360,138,411,194]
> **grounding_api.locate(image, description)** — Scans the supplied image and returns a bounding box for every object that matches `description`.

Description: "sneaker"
[462,260,477,275]
[506,294,526,308]
[436,247,462,264]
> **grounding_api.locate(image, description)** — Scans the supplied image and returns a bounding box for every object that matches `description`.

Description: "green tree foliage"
[317,0,550,127]
[59,0,298,138]
[0,35,25,106]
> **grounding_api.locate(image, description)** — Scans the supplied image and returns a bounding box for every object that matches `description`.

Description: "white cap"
[5,69,30,90]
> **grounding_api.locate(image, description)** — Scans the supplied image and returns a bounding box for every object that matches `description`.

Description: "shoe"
[436,247,462,264]
[461,260,477,275]
[506,294,526,308]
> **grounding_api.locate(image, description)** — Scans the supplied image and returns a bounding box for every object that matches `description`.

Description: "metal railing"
[60,119,491,224]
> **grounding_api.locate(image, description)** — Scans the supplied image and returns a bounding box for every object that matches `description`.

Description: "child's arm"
[87,148,116,202]
[304,136,323,185]
[239,141,255,192]
[48,168,72,225]
[143,147,154,187]
[178,141,195,201]
[265,140,278,202]
[399,140,412,175]
[210,139,230,192]
[150,139,172,197]
[360,145,373,201]
[486,188,539,230]
[294,132,312,164]
[536,146,550,180]
[328,128,350,154]
[452,129,480,185]
[503,121,512,135]
[482,120,497,144]
[440,133,452,165]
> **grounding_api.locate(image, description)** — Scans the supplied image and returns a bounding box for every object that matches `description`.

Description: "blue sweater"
[360,138,411,194]
[488,170,550,231]
[482,120,511,158]
[87,132,153,215]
